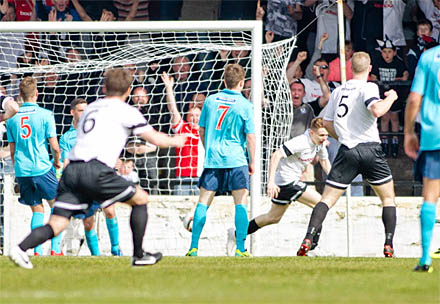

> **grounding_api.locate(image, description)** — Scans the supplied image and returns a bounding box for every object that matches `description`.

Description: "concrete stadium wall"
[3,175,439,258]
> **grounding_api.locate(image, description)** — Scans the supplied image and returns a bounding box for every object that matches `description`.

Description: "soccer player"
[227,117,331,255]
[6,76,63,256]
[186,63,255,257]
[59,98,121,256]
[296,52,399,258]
[9,69,187,269]
[404,45,440,273]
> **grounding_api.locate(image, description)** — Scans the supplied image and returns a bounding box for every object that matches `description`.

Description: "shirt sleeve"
[6,120,14,143]
[125,105,152,135]
[324,91,337,121]
[363,82,381,109]
[411,52,428,96]
[198,97,209,129]
[281,135,304,157]
[45,112,57,139]
[59,134,68,162]
[244,102,255,134]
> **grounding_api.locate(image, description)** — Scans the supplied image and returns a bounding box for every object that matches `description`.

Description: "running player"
[9,69,187,269]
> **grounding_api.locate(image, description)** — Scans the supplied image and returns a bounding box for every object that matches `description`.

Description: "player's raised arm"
[369,89,398,118]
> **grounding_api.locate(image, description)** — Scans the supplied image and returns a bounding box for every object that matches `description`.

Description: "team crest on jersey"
[300,108,307,114]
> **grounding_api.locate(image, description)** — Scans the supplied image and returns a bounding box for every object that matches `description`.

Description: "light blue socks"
[85,229,100,256]
[50,208,63,254]
[420,201,436,266]
[31,212,44,255]
[235,204,249,252]
[190,203,209,250]
[106,217,120,255]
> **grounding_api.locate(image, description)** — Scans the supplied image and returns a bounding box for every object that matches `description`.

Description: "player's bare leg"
[370,180,396,257]
[123,186,162,266]
[297,186,345,256]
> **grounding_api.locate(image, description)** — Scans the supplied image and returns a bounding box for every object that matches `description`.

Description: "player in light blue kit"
[404,45,440,273]
[59,98,122,256]
[6,76,63,256]
[186,63,255,257]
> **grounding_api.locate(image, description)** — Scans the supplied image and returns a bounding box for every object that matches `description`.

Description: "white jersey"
[324,79,381,149]
[275,130,328,186]
[69,98,152,168]
[315,0,354,54]
[383,0,406,47]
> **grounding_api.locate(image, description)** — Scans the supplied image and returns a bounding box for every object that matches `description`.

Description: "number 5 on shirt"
[20,116,31,139]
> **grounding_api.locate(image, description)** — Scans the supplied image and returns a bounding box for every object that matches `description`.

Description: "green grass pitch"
[0,256,438,303]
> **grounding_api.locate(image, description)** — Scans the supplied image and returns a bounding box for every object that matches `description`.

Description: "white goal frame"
[1,20,265,254]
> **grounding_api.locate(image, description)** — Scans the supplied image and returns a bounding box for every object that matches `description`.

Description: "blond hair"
[351,52,371,74]
[224,64,245,89]
[104,69,133,96]
[19,76,37,101]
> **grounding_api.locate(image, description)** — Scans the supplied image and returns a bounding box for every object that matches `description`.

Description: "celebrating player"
[296,52,398,258]
[404,45,440,273]
[6,76,63,256]
[9,69,187,269]
[186,63,255,257]
[227,117,331,255]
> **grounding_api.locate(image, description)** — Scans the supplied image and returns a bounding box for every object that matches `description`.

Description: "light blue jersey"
[59,126,77,162]
[411,45,440,151]
[199,89,255,168]
[6,103,57,177]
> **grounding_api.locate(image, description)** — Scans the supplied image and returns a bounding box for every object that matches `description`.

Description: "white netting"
[0,25,294,197]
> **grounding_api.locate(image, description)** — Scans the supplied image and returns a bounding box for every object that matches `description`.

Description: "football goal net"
[0,21,296,256]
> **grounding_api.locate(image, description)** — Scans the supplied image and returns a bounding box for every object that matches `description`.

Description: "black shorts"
[53,160,136,219]
[326,143,393,189]
[272,180,307,205]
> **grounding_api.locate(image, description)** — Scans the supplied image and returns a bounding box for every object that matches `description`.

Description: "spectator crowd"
[1,0,437,195]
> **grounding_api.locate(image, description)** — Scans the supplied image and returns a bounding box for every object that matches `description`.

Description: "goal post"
[0,21,296,256]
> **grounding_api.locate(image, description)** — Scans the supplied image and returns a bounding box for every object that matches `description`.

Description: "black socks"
[130,204,148,258]
[305,202,329,241]
[19,224,54,252]
[382,206,396,247]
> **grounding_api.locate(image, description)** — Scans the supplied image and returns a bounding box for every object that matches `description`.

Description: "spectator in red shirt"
[162,71,203,196]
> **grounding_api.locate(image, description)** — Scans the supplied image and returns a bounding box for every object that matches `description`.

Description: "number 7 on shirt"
[216,105,230,130]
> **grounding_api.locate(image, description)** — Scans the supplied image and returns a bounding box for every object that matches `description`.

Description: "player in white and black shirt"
[297,52,399,258]
[9,69,187,269]
[245,118,331,251]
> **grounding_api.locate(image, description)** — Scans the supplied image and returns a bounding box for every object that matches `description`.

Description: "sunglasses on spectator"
[315,65,329,69]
